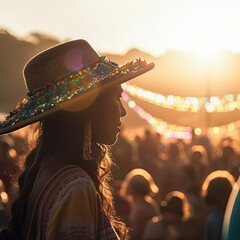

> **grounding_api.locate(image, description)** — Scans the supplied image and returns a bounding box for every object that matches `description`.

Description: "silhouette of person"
[0,39,154,239]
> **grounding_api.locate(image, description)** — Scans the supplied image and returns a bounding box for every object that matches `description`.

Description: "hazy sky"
[1,0,240,56]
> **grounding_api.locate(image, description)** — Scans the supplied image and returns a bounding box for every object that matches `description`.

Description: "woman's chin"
[95,130,120,146]
[103,134,119,146]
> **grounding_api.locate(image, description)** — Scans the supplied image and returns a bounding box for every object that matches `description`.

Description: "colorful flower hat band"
[0,56,152,131]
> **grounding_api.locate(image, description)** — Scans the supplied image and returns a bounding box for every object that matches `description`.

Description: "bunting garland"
[122,91,240,139]
[122,83,240,113]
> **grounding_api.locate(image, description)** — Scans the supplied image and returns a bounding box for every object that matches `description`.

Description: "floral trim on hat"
[0,57,147,129]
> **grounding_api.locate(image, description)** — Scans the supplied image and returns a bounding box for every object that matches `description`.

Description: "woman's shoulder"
[27,164,101,240]
[29,163,96,214]
[46,164,96,194]
[56,164,92,180]
[43,164,97,210]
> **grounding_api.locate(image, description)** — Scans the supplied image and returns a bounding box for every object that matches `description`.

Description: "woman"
[0,39,154,239]
[120,168,160,240]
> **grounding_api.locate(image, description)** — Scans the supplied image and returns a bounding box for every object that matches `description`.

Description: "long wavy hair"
[4,109,128,239]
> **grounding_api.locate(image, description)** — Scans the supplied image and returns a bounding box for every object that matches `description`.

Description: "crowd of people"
[0,126,239,239]
[111,128,239,240]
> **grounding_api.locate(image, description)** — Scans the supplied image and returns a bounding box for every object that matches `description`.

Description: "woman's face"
[91,86,127,145]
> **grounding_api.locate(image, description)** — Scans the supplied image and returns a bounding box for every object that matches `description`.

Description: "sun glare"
[191,47,222,62]
[179,1,236,57]
[134,0,240,56]
[193,48,217,61]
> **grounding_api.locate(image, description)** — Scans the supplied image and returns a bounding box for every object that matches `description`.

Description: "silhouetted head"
[201,170,235,210]
[120,168,159,198]
[160,191,191,223]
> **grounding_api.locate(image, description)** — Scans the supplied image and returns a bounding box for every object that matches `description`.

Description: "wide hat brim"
[0,60,154,135]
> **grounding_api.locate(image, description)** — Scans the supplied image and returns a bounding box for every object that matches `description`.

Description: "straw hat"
[0,39,154,135]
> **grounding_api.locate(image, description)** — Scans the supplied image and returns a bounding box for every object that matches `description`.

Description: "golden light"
[228,123,235,132]
[0,180,4,189]
[1,192,8,203]
[202,170,235,195]
[205,103,216,113]
[8,148,17,158]
[194,49,218,61]
[194,128,202,136]
[128,100,136,108]
[212,127,220,135]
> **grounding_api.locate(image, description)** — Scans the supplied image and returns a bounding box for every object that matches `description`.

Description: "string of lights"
[122,91,240,139]
[122,83,240,113]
